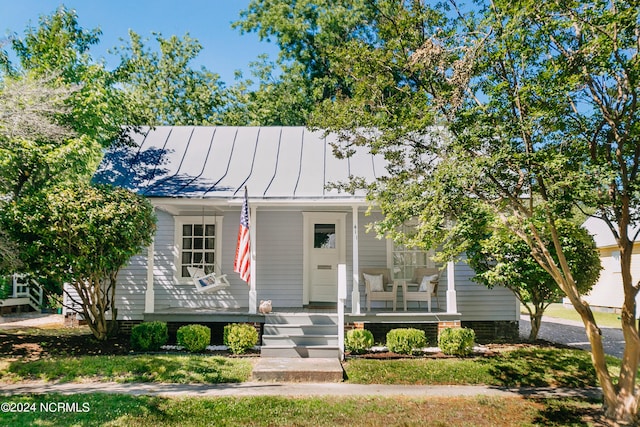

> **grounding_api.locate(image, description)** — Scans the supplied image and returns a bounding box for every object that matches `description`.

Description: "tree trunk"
[72,274,118,341]
[528,310,542,341]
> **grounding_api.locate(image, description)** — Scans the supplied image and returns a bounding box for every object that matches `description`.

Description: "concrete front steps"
[260,313,340,359]
[253,313,343,382]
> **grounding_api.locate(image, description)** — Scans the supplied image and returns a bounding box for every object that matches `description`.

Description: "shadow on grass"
[531,398,606,426]
[482,347,598,387]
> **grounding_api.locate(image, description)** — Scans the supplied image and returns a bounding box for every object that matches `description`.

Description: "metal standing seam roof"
[93,126,384,200]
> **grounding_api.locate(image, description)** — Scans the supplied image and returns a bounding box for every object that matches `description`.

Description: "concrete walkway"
[0,380,603,400]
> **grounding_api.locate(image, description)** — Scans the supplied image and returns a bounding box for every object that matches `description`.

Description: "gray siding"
[353,211,389,310]
[445,257,518,321]
[108,208,517,322]
[153,210,249,311]
[254,211,304,306]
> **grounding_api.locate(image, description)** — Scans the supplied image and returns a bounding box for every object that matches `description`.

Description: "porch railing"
[0,274,44,311]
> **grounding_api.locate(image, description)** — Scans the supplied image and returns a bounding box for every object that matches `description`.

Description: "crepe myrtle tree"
[3,183,156,340]
[273,0,640,422]
[466,218,601,341]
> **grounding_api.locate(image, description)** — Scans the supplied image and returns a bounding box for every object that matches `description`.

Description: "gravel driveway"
[519,314,625,358]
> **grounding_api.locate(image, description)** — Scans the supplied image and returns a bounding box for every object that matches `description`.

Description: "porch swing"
[186,208,230,293]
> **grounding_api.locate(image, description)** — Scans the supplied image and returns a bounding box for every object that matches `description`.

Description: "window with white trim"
[387,224,438,281]
[392,243,437,280]
[175,216,223,280]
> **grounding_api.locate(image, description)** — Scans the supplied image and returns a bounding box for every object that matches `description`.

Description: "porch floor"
[144,306,461,324]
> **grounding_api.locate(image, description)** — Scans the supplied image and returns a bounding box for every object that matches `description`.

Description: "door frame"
[302,212,347,305]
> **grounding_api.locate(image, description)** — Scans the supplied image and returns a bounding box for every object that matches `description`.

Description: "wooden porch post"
[144,237,155,313]
[338,263,347,360]
[351,205,361,314]
[446,260,458,313]
[248,205,258,314]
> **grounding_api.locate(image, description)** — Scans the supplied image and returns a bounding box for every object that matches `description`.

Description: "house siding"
[254,211,304,306]
[153,210,249,311]
[88,207,517,324]
[448,257,518,321]
[580,245,640,312]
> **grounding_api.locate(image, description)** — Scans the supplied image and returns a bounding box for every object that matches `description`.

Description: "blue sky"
[0,0,279,84]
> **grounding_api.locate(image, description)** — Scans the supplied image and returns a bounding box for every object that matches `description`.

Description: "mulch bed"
[0,330,132,359]
[0,325,564,360]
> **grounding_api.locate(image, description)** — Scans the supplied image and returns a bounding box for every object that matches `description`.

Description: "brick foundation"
[437,320,461,336]
[64,313,87,328]
[359,320,519,344]
[461,320,519,342]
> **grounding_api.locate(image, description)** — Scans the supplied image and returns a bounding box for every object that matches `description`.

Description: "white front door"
[303,213,346,304]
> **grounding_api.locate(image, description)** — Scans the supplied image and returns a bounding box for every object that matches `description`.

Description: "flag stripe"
[233,189,251,285]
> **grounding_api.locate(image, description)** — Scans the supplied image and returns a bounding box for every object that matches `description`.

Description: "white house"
[578,216,640,314]
[71,126,518,349]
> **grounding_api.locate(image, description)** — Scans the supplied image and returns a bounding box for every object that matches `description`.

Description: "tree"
[467,219,601,341]
[233,0,373,123]
[0,8,129,275]
[248,0,640,422]
[222,56,313,126]
[4,6,130,149]
[2,184,156,340]
[0,73,83,200]
[112,30,226,126]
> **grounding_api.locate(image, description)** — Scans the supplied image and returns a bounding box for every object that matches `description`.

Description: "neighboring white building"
[577,216,640,314]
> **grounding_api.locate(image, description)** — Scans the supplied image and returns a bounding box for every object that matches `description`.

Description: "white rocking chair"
[187,267,230,293]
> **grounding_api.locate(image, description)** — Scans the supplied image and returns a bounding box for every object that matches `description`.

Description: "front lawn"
[1,344,624,389]
[0,393,603,427]
[0,354,253,384]
[0,326,618,426]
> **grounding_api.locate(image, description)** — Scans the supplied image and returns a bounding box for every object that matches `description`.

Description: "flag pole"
[248,189,257,314]
[233,186,257,313]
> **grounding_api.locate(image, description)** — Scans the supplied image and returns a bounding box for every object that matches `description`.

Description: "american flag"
[233,188,251,285]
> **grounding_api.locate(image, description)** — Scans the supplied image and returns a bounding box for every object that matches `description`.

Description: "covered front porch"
[141,200,461,319]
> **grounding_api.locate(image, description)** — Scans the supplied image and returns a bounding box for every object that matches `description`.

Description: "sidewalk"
[0,380,603,400]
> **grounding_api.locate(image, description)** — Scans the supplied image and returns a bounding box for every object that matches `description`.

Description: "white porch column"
[446,260,458,313]
[144,238,155,313]
[338,264,347,360]
[249,205,258,314]
[351,205,361,314]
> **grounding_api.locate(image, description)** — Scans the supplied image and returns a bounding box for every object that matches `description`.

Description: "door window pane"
[314,224,336,248]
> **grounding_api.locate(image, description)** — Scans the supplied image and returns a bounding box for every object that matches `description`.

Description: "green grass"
[344,347,609,387]
[0,393,603,427]
[0,354,253,383]
[522,303,622,328]
[2,344,627,389]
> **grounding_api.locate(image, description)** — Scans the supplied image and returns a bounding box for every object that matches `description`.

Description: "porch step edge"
[260,345,340,359]
[252,357,344,382]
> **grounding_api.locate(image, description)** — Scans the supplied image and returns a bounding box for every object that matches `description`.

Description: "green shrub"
[438,327,476,356]
[223,323,258,354]
[386,328,427,355]
[130,321,168,351]
[177,324,211,353]
[345,329,374,354]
